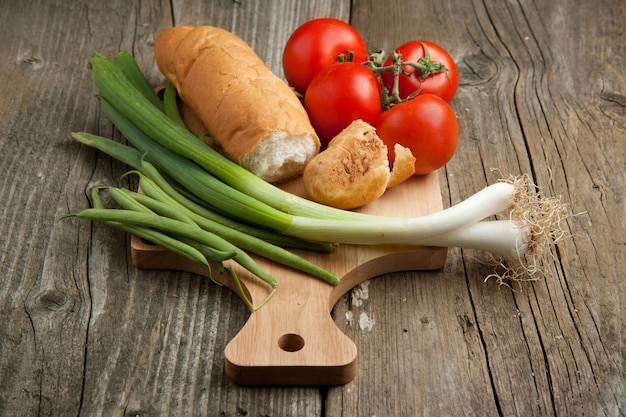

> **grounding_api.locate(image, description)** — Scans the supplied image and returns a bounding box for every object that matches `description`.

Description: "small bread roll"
[154,26,320,183]
[303,120,416,209]
[302,120,389,209]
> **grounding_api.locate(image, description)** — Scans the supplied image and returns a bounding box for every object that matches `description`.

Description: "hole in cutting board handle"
[278,333,305,352]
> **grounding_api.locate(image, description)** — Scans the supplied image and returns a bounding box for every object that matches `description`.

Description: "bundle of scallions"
[65,51,567,310]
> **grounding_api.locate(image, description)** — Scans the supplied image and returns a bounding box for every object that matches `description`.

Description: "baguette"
[154,26,320,182]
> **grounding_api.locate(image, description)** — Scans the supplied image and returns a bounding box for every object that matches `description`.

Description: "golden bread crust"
[387,144,416,188]
[154,26,320,179]
[303,120,391,209]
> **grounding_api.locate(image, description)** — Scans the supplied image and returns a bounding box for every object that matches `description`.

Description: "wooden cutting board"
[131,97,447,385]
[131,172,447,386]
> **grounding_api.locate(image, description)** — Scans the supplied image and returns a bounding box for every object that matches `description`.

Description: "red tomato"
[283,18,368,95]
[380,40,458,103]
[304,62,382,145]
[375,94,458,175]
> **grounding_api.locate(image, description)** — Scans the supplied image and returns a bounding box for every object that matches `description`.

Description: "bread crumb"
[350,281,370,307]
[358,312,375,331]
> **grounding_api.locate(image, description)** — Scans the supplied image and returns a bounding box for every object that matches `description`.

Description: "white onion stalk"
[417,220,529,257]
[288,174,568,281]
[284,182,516,243]
[285,175,566,248]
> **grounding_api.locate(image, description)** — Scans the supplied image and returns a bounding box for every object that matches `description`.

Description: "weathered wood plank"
[328,0,625,416]
[1,0,325,415]
[0,0,113,414]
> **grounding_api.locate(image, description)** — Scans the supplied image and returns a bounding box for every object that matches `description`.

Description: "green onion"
[71,199,277,311]
[71,131,331,252]
[114,50,164,112]
[162,82,188,129]
[117,171,339,285]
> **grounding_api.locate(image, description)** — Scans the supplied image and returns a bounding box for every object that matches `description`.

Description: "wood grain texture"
[0,0,623,416]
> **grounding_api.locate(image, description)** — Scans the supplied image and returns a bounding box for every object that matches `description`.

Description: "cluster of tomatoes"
[282,18,459,175]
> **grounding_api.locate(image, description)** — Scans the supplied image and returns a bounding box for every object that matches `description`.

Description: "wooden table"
[1,0,623,415]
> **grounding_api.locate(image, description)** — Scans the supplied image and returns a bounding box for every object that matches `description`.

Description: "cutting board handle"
[130,173,447,385]
[132,235,446,385]
[223,269,359,386]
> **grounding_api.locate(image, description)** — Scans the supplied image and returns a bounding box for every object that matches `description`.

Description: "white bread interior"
[243,131,319,183]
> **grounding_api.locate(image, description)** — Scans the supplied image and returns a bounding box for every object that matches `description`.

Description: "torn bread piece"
[303,120,415,209]
[387,143,417,188]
